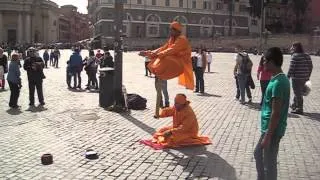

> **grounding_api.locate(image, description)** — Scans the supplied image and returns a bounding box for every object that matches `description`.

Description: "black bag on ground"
[127,94,147,110]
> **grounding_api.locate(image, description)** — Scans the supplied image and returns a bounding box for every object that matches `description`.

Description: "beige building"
[0,0,60,45]
[88,0,254,45]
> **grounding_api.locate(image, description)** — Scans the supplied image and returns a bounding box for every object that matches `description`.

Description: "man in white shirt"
[206,52,212,72]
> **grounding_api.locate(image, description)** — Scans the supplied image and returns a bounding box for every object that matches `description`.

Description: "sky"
[51,0,88,14]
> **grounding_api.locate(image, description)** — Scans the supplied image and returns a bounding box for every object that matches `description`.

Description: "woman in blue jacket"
[7,53,21,108]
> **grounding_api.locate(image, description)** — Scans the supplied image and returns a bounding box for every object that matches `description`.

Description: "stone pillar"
[17,13,23,44]
[25,14,31,43]
[0,12,3,43]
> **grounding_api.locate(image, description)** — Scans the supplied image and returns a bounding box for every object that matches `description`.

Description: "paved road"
[0,50,319,180]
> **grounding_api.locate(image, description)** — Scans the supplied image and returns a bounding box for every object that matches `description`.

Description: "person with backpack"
[23,47,46,106]
[234,45,253,104]
[84,50,98,90]
[68,48,83,89]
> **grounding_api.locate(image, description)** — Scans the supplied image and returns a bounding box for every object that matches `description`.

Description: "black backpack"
[127,94,147,110]
[239,53,251,75]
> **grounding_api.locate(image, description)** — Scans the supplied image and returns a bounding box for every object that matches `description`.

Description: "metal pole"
[113,0,124,108]
[228,0,234,36]
[260,0,264,53]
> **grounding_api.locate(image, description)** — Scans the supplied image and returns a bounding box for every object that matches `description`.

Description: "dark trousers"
[254,134,281,180]
[260,80,270,105]
[145,61,151,76]
[235,75,252,100]
[8,81,20,107]
[72,71,81,88]
[207,62,211,72]
[50,58,54,66]
[28,80,44,104]
[88,71,98,88]
[53,57,59,68]
[195,67,204,92]
[44,60,48,68]
[66,71,71,87]
[292,79,306,111]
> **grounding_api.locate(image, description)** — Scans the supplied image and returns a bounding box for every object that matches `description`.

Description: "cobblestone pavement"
[0,50,319,180]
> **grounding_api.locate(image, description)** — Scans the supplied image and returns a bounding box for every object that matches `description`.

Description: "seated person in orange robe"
[139,21,194,90]
[151,94,211,148]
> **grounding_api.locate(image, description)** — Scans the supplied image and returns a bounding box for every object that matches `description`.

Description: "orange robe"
[152,103,211,148]
[147,35,194,90]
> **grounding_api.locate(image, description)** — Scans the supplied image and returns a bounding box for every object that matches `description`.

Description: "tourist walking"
[234,46,253,104]
[84,50,98,90]
[23,47,46,106]
[69,48,83,89]
[43,49,49,68]
[0,47,8,90]
[257,56,272,106]
[287,42,313,114]
[7,53,21,108]
[254,47,290,180]
[194,48,207,93]
[206,51,212,72]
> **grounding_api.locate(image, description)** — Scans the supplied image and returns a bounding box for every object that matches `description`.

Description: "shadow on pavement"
[246,102,261,111]
[288,113,300,118]
[165,146,237,179]
[26,106,48,113]
[120,113,156,135]
[204,72,218,74]
[6,108,23,115]
[197,93,222,97]
[68,88,86,92]
[303,112,320,121]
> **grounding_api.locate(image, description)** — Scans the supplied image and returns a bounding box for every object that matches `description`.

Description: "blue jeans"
[254,134,281,180]
[237,74,248,102]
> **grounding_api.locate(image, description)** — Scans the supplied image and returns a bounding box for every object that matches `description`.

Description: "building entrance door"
[8,29,17,45]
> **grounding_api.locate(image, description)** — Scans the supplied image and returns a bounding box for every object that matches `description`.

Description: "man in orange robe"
[151,94,211,148]
[139,21,194,90]
[139,22,194,118]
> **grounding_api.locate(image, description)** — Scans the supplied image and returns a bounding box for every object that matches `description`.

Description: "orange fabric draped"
[152,103,212,148]
[146,35,194,90]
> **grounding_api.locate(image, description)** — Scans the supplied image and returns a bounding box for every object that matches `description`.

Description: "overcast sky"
[51,0,88,14]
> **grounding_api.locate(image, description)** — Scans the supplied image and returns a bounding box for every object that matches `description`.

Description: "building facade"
[88,0,251,45]
[0,0,60,45]
[58,5,90,43]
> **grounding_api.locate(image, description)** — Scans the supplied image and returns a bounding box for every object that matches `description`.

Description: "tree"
[291,0,310,33]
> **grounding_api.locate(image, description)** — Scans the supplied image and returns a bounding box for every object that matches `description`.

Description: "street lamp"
[112,0,126,111]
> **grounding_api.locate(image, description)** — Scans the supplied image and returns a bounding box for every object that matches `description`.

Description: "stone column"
[0,12,3,43]
[25,14,31,43]
[17,13,23,44]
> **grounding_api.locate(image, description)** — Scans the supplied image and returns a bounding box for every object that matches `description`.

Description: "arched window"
[146,14,161,37]
[123,13,132,37]
[223,19,237,36]
[200,17,214,37]
[173,16,188,35]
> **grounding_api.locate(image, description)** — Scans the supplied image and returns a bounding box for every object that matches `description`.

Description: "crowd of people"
[0,20,314,180]
[0,46,115,109]
[138,21,313,180]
